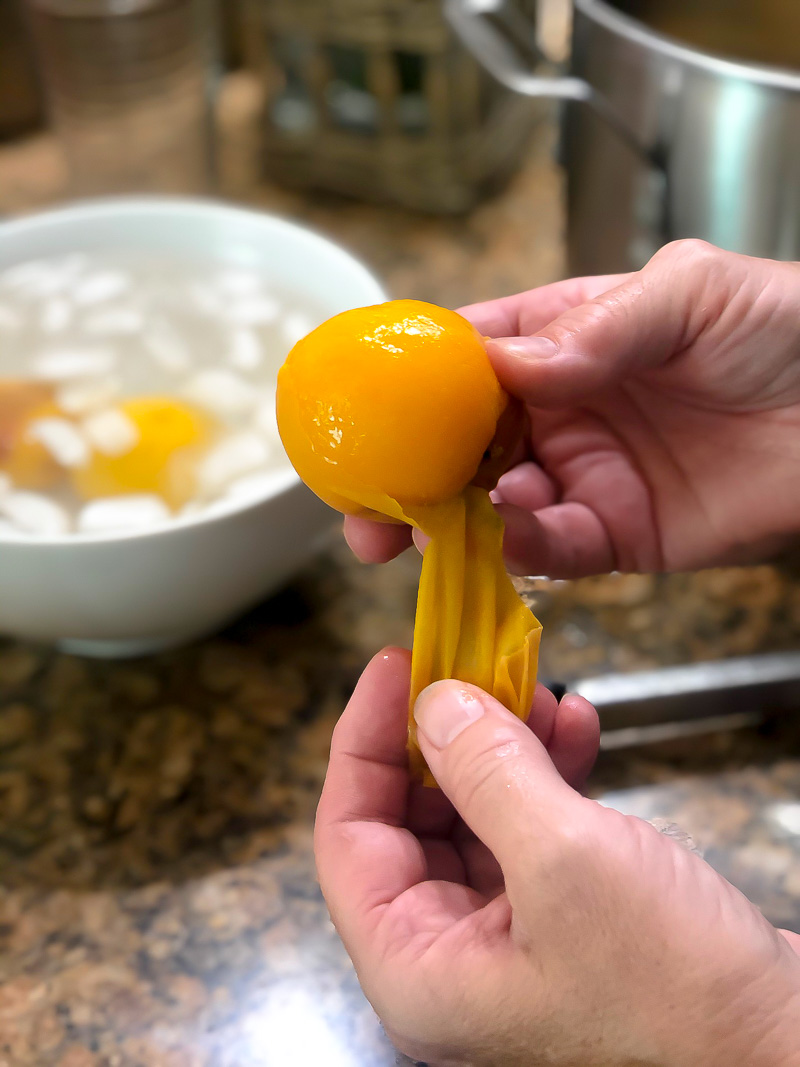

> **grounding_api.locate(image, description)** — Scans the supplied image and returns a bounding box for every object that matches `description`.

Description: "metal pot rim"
[577,0,800,90]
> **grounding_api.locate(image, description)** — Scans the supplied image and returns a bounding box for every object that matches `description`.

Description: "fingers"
[342,517,430,566]
[492,461,559,512]
[315,648,426,942]
[524,681,558,751]
[317,646,411,828]
[445,680,588,897]
[344,515,413,563]
[406,680,560,838]
[416,685,597,898]
[458,273,631,338]
[419,838,467,885]
[341,459,556,566]
[452,822,505,898]
[317,646,600,950]
[546,694,600,791]
[525,684,600,790]
[343,267,638,568]
[346,482,619,579]
[497,501,616,578]
[413,680,581,871]
[484,240,734,408]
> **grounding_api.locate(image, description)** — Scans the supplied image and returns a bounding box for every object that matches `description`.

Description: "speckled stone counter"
[2,75,800,1067]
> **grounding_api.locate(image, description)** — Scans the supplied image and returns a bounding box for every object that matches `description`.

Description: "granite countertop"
[2,75,800,1067]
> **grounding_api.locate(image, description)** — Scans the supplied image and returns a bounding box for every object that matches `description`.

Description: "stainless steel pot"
[446,0,800,274]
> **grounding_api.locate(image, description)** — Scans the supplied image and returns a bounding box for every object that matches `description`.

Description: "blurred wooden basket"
[248,0,540,213]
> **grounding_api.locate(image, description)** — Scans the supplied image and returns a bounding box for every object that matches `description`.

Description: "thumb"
[485,239,726,407]
[414,680,581,869]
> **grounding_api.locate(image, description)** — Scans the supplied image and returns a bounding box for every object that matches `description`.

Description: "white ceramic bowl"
[0,197,386,657]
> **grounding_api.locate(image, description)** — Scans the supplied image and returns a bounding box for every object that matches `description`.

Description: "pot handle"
[444,0,653,162]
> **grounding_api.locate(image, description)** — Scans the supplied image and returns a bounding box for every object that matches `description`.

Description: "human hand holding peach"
[347,242,800,578]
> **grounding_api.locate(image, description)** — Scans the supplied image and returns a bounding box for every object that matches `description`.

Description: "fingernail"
[411,527,430,555]
[413,680,485,749]
[487,336,558,361]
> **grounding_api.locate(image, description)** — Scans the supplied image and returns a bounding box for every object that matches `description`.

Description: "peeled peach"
[0,380,62,490]
[277,300,513,517]
[73,397,215,508]
[277,300,540,785]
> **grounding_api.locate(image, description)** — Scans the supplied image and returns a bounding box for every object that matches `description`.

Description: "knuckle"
[651,237,721,270]
[549,297,611,344]
[447,725,529,810]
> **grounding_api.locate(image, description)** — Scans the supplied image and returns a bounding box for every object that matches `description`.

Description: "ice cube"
[8,254,88,298]
[0,492,69,535]
[28,416,90,469]
[72,272,129,306]
[33,348,116,381]
[228,328,263,370]
[185,369,257,417]
[282,311,314,346]
[188,281,224,317]
[57,377,120,416]
[226,295,280,326]
[40,297,73,334]
[225,469,289,503]
[0,303,22,331]
[144,324,191,373]
[0,259,64,297]
[54,254,89,281]
[83,307,144,336]
[197,432,271,495]
[0,260,46,288]
[82,408,139,456]
[217,270,262,297]
[77,494,170,533]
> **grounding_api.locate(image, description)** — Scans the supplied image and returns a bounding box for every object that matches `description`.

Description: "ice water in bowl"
[0,251,322,537]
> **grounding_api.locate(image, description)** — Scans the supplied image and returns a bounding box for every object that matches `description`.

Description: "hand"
[346,241,800,578]
[316,649,800,1066]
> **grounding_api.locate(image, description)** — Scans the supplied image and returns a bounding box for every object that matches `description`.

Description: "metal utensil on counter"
[545,652,800,749]
[24,0,219,197]
[445,0,800,273]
